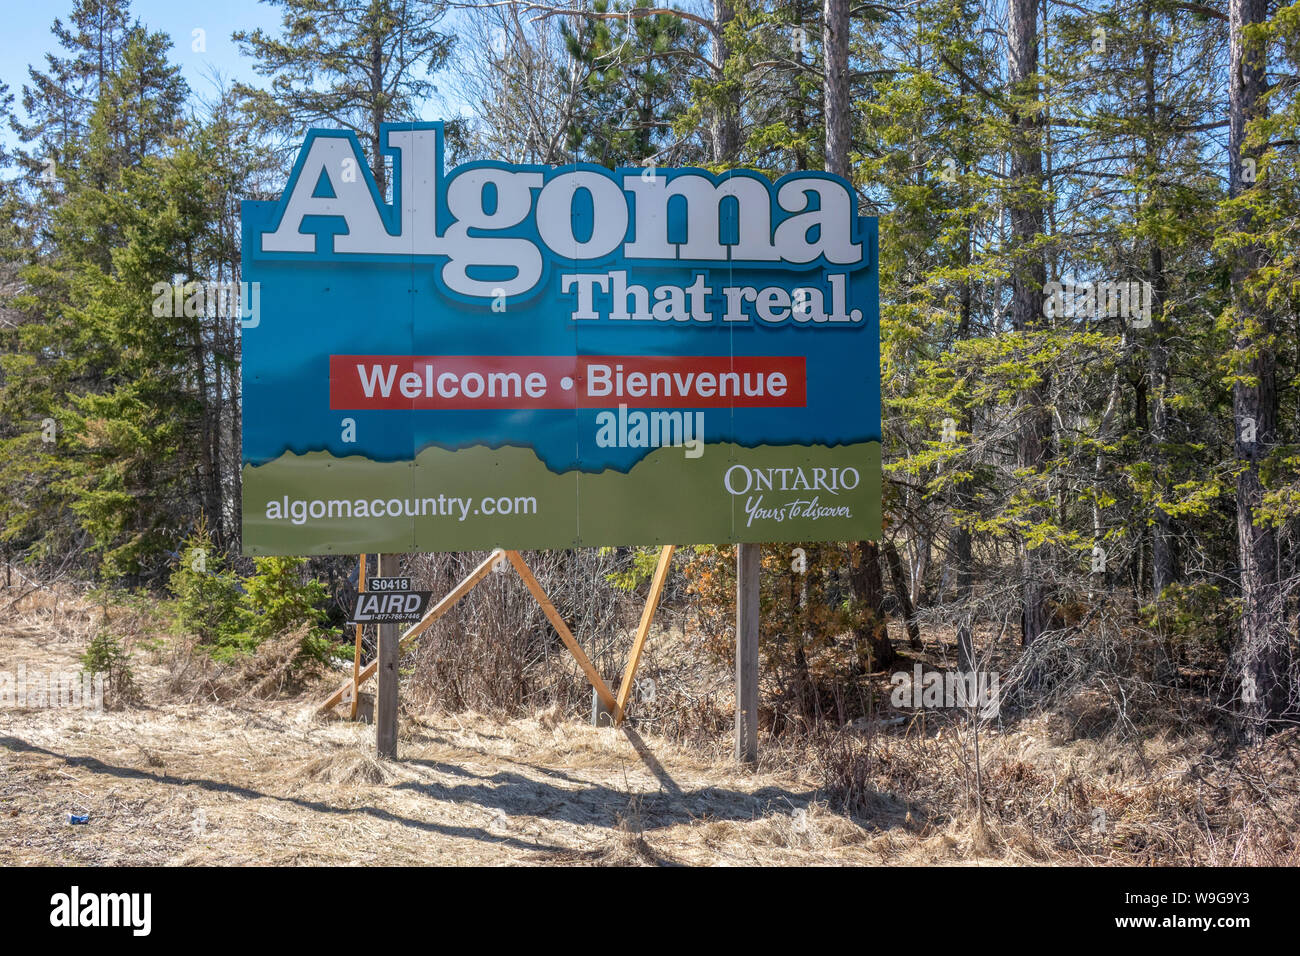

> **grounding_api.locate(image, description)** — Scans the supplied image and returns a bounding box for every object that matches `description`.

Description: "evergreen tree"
[0,23,223,580]
[561,0,696,166]
[234,0,455,195]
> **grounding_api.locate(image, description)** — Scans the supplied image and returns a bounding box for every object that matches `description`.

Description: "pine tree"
[9,0,133,195]
[561,0,695,166]
[0,23,234,581]
[234,0,455,195]
[1224,0,1294,735]
[232,556,336,667]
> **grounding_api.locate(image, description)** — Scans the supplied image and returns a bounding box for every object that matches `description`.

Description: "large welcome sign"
[241,122,880,554]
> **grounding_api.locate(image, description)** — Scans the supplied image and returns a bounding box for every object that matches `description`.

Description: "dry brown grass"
[2,578,1297,866]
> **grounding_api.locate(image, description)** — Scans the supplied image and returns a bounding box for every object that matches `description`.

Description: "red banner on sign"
[329,355,806,410]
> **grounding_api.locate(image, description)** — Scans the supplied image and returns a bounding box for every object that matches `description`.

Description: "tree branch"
[447,1,717,34]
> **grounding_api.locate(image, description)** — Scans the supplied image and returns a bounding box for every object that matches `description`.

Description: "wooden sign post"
[736,543,760,764]
[349,553,365,720]
[376,552,401,759]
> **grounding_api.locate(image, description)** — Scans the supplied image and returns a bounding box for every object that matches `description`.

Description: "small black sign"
[348,590,431,624]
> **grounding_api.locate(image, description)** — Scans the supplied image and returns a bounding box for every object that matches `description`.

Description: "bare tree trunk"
[796,545,818,724]
[955,516,975,671]
[1143,12,1176,598]
[710,0,739,164]
[884,541,921,649]
[952,68,977,674]
[1007,0,1050,645]
[1148,243,1176,598]
[185,242,220,539]
[823,0,849,178]
[792,0,810,170]
[211,256,225,546]
[370,31,387,197]
[1093,368,1122,602]
[822,0,890,670]
[1228,0,1289,739]
[850,541,895,671]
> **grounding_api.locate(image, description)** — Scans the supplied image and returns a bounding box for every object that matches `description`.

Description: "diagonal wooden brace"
[614,545,675,724]
[504,550,617,712]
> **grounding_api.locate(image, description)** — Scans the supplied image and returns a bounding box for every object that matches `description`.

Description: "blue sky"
[1,0,468,153]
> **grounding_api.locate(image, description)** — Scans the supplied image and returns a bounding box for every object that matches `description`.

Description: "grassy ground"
[2,581,1297,866]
